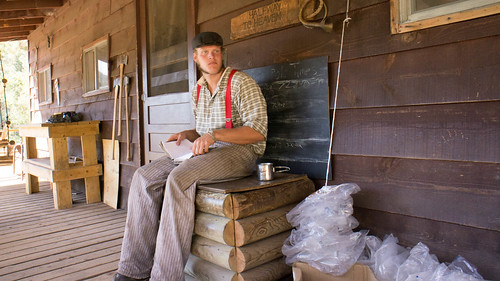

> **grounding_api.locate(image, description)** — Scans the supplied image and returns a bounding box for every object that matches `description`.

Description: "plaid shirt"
[192,67,268,156]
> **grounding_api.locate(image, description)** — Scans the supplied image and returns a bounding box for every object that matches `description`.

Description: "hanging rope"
[325,0,351,186]
[0,50,11,141]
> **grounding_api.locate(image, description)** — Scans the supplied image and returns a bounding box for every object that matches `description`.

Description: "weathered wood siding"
[198,0,499,278]
[27,0,140,206]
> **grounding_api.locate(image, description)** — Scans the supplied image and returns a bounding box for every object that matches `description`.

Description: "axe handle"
[125,83,131,161]
[111,84,119,160]
[117,64,124,136]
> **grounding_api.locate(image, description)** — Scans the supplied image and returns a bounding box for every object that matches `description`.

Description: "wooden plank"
[354,207,499,280]
[53,164,102,181]
[229,231,290,273]
[0,212,126,249]
[23,136,39,193]
[230,0,301,40]
[0,0,63,10]
[103,139,120,209]
[333,101,500,163]
[1,243,122,280]
[18,252,121,281]
[234,204,294,247]
[197,173,307,193]
[0,9,52,20]
[335,35,500,108]
[197,0,261,24]
[332,155,500,230]
[0,224,125,267]
[22,159,53,180]
[230,177,315,219]
[49,259,121,281]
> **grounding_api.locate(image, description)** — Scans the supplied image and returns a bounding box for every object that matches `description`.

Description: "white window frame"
[37,64,52,105]
[82,35,110,97]
[391,0,500,33]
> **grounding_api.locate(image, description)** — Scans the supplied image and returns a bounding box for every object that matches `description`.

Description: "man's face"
[193,45,223,75]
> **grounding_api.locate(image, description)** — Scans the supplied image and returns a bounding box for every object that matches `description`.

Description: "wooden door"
[140,0,196,163]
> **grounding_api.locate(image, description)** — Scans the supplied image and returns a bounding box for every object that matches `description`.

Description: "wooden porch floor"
[0,166,126,281]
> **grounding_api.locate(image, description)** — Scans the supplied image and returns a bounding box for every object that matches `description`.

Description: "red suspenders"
[196,69,237,129]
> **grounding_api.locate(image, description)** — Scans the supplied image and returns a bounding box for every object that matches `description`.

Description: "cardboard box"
[292,262,378,281]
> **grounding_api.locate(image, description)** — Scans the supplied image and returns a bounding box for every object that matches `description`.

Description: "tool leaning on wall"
[111,54,131,161]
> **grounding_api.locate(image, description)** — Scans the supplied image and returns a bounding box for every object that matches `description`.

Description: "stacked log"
[185,174,315,281]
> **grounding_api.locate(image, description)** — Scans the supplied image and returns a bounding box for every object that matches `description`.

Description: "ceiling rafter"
[0,0,64,42]
[0,0,63,11]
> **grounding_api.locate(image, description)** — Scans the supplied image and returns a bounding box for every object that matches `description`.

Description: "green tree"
[0,40,30,145]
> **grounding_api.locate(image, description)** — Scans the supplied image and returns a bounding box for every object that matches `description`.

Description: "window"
[37,65,52,105]
[82,35,110,96]
[391,0,500,33]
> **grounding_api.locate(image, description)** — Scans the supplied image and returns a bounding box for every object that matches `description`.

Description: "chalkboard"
[243,56,330,179]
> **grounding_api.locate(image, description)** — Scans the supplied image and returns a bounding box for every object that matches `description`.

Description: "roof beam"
[0,0,63,11]
[0,30,30,38]
[0,9,55,20]
[0,18,44,27]
[0,33,29,42]
[0,25,37,33]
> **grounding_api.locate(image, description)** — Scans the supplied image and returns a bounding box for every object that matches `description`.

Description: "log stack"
[185,173,315,281]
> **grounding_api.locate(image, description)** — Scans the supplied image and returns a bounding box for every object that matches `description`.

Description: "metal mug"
[257,163,291,181]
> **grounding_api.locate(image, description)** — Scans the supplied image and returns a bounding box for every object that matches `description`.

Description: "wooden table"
[18,121,102,209]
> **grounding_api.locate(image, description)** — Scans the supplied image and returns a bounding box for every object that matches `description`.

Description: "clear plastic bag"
[447,255,484,280]
[395,242,439,281]
[282,183,367,275]
[371,234,410,281]
[428,257,485,281]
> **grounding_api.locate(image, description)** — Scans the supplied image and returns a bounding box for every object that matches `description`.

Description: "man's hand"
[192,133,215,155]
[167,129,199,145]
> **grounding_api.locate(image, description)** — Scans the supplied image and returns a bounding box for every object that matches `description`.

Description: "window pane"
[44,70,51,101]
[96,43,109,90]
[38,72,46,102]
[147,0,189,97]
[84,50,96,92]
[413,0,456,12]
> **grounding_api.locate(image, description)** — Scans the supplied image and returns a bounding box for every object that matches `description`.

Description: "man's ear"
[193,49,198,63]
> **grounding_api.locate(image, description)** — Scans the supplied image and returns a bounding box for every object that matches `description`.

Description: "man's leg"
[117,156,176,279]
[149,144,257,281]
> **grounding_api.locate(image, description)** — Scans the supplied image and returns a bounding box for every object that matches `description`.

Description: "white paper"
[159,139,193,163]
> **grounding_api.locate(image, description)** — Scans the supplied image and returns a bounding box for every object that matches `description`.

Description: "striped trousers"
[118,143,258,281]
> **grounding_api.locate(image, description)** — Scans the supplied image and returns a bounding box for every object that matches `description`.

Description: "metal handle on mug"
[273,166,290,173]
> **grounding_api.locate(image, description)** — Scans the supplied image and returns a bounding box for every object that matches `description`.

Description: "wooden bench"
[18,121,102,209]
[185,173,315,281]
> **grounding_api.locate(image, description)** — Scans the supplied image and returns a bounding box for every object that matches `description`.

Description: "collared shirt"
[192,67,268,156]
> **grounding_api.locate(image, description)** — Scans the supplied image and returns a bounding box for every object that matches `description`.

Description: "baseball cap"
[192,32,223,49]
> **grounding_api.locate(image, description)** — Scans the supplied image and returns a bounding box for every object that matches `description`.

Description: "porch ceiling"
[0,0,64,43]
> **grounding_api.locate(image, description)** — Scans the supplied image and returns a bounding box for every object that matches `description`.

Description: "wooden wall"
[27,0,140,205]
[197,0,499,278]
